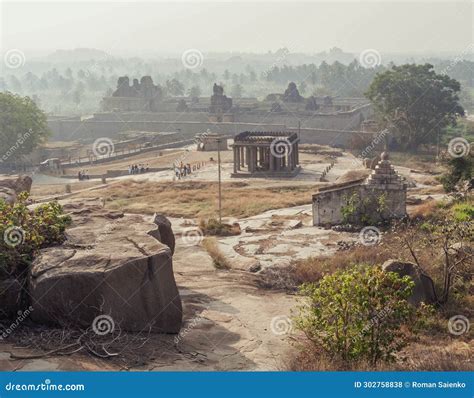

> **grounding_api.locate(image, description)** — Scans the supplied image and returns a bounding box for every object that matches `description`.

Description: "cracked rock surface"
[29,200,182,333]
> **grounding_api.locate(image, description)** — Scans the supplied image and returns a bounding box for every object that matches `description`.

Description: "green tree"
[0,92,50,159]
[440,155,473,192]
[296,265,418,365]
[366,64,464,152]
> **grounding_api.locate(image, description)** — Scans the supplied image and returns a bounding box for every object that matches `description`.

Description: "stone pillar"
[249,147,255,173]
[236,146,240,170]
[291,144,296,170]
[246,147,250,168]
[295,142,299,165]
[233,147,238,173]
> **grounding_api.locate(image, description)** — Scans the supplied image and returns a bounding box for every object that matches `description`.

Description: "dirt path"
[151,245,296,370]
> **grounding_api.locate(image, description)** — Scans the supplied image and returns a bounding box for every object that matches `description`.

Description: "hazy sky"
[1,1,472,56]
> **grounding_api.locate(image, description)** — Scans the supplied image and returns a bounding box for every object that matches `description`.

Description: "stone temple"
[312,152,407,226]
[231,131,300,178]
[101,76,163,112]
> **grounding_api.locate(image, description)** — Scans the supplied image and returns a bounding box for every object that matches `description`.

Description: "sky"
[0,1,473,56]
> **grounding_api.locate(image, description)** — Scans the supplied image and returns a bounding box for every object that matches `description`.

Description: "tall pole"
[217,138,222,223]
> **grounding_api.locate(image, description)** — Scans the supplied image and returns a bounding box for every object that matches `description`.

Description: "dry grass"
[289,244,394,286]
[30,181,101,198]
[389,151,443,173]
[202,237,231,270]
[289,337,473,371]
[409,199,441,219]
[74,180,314,219]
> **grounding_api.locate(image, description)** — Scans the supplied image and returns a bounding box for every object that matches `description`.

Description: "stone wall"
[47,103,373,144]
[312,153,407,226]
[48,121,376,149]
[234,103,373,131]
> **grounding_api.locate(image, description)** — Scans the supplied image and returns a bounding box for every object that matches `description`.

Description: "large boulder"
[28,202,182,333]
[0,176,33,195]
[382,260,437,306]
[151,213,176,255]
[0,175,32,204]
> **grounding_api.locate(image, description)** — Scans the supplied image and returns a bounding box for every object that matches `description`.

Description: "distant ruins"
[312,152,407,226]
[231,131,300,178]
[47,81,375,151]
[102,76,163,112]
[209,83,233,122]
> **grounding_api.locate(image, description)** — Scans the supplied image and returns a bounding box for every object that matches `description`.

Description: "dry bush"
[257,265,301,291]
[202,237,230,270]
[409,199,440,219]
[199,218,241,237]
[388,151,441,173]
[414,175,440,186]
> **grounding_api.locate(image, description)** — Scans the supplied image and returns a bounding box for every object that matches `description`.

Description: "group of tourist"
[77,170,90,181]
[174,162,192,179]
[128,164,150,174]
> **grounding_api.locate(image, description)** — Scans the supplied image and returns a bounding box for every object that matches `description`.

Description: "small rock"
[406,197,422,205]
[382,260,437,306]
[248,262,262,273]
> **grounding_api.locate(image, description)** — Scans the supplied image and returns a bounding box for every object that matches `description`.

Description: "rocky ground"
[0,212,297,371]
[0,146,447,371]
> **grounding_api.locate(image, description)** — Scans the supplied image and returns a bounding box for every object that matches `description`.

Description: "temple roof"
[234,131,298,144]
